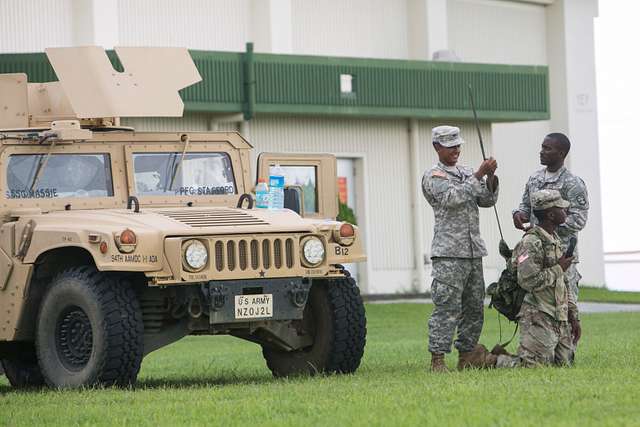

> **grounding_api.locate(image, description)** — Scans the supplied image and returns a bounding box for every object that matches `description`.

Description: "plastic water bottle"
[255,178,270,209]
[268,165,285,209]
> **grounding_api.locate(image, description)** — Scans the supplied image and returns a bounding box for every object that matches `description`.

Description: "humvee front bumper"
[205,278,311,324]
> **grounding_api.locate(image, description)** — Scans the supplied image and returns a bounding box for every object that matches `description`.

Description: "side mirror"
[284,186,304,215]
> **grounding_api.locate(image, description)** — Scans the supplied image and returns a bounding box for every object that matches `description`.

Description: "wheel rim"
[55,306,93,371]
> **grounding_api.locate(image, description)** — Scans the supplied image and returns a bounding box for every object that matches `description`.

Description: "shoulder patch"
[517,252,529,264]
[431,170,447,179]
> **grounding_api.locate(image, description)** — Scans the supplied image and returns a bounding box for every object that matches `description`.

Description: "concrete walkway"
[578,301,640,313]
[369,298,640,313]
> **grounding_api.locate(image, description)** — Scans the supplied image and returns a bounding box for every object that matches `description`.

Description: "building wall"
[546,0,604,286]
[291,0,410,59]
[123,115,208,132]
[447,0,548,65]
[117,0,251,51]
[0,0,74,53]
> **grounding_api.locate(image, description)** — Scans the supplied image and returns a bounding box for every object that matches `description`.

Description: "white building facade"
[0,0,604,293]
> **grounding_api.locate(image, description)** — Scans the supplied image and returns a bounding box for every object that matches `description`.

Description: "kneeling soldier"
[485,190,579,368]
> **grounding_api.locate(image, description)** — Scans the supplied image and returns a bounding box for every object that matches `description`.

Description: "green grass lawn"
[2,303,639,426]
[579,286,640,304]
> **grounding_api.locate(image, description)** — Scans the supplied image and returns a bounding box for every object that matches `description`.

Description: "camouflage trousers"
[428,257,485,354]
[496,303,573,368]
[565,264,582,302]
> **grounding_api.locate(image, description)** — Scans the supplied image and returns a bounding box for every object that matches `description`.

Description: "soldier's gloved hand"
[513,212,531,231]
[558,255,574,271]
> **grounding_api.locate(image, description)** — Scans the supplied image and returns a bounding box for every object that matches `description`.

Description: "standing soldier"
[422,125,499,372]
[512,133,587,346]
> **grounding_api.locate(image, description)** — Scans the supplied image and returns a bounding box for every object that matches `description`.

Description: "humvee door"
[257,153,338,220]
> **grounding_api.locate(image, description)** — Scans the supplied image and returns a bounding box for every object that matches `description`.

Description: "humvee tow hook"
[127,196,140,212]
[237,193,254,209]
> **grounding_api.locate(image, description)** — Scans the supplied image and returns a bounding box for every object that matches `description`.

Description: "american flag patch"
[432,170,446,178]
[517,253,529,264]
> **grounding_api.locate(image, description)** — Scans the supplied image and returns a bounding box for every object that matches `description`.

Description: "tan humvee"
[0,47,366,388]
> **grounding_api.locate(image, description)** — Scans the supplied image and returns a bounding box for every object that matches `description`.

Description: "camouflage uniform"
[514,167,589,302]
[498,191,578,368]
[422,129,498,354]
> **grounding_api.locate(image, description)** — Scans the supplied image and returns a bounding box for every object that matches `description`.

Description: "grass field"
[1,303,639,426]
[579,286,640,304]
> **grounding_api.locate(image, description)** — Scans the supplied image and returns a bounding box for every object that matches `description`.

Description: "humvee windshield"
[6,153,114,199]
[132,152,236,196]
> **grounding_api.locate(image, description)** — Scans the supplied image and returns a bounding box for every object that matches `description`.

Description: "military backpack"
[486,265,525,322]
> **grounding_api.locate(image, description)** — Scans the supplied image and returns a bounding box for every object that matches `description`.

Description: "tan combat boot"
[458,344,498,370]
[480,349,498,369]
[457,350,475,370]
[430,352,449,373]
[490,344,511,356]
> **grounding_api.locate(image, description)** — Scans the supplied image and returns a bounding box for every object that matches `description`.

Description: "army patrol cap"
[432,125,465,147]
[531,189,570,210]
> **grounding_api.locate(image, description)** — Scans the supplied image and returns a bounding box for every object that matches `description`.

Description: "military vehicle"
[0,47,366,388]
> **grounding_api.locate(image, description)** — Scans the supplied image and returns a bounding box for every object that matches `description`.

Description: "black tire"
[1,344,45,388]
[35,267,144,388]
[262,276,366,377]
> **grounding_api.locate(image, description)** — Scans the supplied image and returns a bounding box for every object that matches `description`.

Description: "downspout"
[409,119,426,292]
[243,42,256,122]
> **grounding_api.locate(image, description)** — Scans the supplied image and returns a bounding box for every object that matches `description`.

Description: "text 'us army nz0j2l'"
[0,46,366,388]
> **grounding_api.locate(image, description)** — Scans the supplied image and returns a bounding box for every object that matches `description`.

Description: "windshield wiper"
[27,137,56,192]
[165,134,190,192]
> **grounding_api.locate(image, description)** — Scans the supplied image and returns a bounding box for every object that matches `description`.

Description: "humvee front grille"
[274,239,282,269]
[214,241,224,272]
[285,239,294,268]
[157,208,268,228]
[211,236,298,273]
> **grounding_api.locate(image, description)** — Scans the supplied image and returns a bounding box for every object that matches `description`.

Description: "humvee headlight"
[301,236,325,267]
[183,239,208,272]
[333,223,355,246]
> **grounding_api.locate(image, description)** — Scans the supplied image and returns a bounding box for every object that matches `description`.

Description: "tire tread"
[36,267,143,388]
[262,274,366,376]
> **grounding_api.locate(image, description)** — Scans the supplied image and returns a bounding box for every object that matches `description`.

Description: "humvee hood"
[26,207,316,235]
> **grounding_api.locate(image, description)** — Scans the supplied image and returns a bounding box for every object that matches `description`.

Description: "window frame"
[0,144,121,211]
[256,152,338,220]
[124,141,244,207]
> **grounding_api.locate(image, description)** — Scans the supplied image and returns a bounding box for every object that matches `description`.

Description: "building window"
[340,74,355,95]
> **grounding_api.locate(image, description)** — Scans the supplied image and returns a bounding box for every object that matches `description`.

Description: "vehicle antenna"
[468,84,505,242]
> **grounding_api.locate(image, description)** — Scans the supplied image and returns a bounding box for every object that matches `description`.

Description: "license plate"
[234,294,273,319]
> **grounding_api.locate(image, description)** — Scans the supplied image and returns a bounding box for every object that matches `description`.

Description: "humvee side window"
[6,154,114,199]
[273,165,318,213]
[132,152,236,196]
